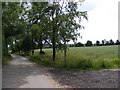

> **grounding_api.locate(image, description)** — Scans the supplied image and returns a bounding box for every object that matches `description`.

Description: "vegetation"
[2,2,24,63]
[28,45,120,70]
[2,2,120,71]
[70,39,120,47]
[2,55,12,65]
[85,40,93,46]
[2,1,88,65]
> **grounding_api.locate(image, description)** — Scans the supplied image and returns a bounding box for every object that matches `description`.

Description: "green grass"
[28,45,120,70]
[2,55,12,65]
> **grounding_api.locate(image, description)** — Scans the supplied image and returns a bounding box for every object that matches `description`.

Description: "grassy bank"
[28,45,120,70]
[2,55,12,65]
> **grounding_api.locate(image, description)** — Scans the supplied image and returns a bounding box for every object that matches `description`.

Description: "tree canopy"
[2,1,88,64]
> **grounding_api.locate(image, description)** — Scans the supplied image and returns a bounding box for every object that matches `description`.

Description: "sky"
[69,0,119,44]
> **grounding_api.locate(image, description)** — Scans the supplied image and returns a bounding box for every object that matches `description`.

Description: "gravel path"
[2,54,60,88]
[48,68,120,88]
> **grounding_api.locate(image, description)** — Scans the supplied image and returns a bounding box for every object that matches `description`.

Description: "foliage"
[2,2,24,56]
[109,39,114,45]
[85,40,93,46]
[96,40,100,46]
[20,35,32,55]
[26,2,50,54]
[75,42,84,47]
[2,1,87,61]
[115,40,120,45]
[49,1,88,63]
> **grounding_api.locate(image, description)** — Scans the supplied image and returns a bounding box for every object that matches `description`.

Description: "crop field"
[29,45,120,70]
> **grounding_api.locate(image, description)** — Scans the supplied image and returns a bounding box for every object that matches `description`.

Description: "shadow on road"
[2,54,55,88]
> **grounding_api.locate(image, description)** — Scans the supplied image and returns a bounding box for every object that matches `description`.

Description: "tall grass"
[28,45,120,70]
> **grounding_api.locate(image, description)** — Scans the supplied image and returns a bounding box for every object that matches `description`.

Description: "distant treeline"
[27,39,120,49]
[69,39,120,47]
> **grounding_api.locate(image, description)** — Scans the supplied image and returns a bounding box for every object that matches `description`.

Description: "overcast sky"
[69,0,119,44]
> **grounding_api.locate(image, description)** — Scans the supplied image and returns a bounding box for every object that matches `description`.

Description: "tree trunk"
[52,25,56,61]
[19,50,20,55]
[64,39,67,67]
[18,47,20,55]
[31,32,34,55]
[40,41,42,54]
[32,49,34,55]
[39,37,44,55]
[5,38,8,56]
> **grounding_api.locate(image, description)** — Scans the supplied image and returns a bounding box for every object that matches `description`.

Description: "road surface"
[2,54,59,88]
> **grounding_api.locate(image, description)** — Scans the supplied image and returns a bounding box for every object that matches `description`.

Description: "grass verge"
[27,54,120,71]
[27,45,120,70]
[2,55,12,65]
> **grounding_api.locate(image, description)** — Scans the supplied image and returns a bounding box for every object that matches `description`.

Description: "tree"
[105,41,110,45]
[115,40,120,45]
[48,2,61,61]
[75,42,84,47]
[2,1,88,65]
[11,40,21,54]
[20,35,32,56]
[102,40,105,46]
[33,1,87,62]
[102,39,108,45]
[25,2,50,55]
[2,2,24,56]
[40,2,64,61]
[85,40,93,46]
[109,39,114,45]
[55,1,87,66]
[96,40,100,46]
